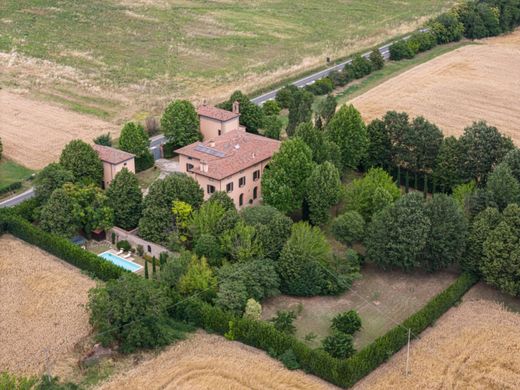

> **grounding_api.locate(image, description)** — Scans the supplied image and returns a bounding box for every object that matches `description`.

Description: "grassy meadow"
[0,160,33,187]
[1,0,457,117]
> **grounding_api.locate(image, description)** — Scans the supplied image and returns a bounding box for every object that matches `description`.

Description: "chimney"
[209,139,215,147]
[202,99,208,106]
[232,100,240,114]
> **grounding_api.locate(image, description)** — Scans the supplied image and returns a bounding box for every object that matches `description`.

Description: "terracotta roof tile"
[93,144,134,165]
[197,104,239,122]
[175,130,280,180]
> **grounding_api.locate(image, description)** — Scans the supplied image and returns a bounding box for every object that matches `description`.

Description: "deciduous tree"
[39,188,79,238]
[219,91,264,134]
[59,140,103,184]
[119,122,154,172]
[161,100,201,148]
[33,163,74,202]
[306,162,342,225]
[106,168,143,230]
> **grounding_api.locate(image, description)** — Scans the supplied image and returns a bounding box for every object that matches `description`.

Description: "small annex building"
[93,144,135,188]
[197,101,245,140]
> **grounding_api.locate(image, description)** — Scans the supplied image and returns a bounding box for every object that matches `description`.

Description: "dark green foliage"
[214,208,240,236]
[350,54,373,78]
[331,310,362,335]
[275,84,299,109]
[328,68,351,87]
[208,190,236,211]
[407,31,437,53]
[194,234,222,265]
[322,332,355,359]
[502,148,520,182]
[369,49,385,70]
[405,116,444,174]
[389,39,415,60]
[428,12,464,43]
[116,240,131,251]
[59,140,103,184]
[278,349,300,370]
[458,2,501,39]
[0,181,23,197]
[139,173,203,243]
[261,138,314,214]
[270,310,297,334]
[306,77,334,95]
[486,163,520,211]
[0,212,124,280]
[159,251,191,290]
[306,162,342,225]
[331,211,365,246]
[325,104,369,170]
[262,100,281,116]
[240,205,292,260]
[433,136,467,190]
[294,122,329,164]
[93,132,112,146]
[88,274,177,353]
[219,91,265,134]
[263,115,283,140]
[287,89,314,137]
[366,193,430,271]
[119,122,153,172]
[315,94,337,127]
[421,194,467,271]
[364,118,392,169]
[161,100,201,148]
[33,163,74,202]
[216,259,280,313]
[106,168,143,230]
[144,258,149,279]
[39,188,79,238]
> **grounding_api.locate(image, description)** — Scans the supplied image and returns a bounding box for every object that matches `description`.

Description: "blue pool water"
[99,251,142,272]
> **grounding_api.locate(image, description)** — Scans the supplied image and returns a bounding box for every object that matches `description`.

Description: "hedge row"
[0,181,22,196]
[0,211,125,281]
[172,272,478,388]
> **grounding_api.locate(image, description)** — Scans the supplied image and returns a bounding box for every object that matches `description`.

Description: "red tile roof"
[175,130,280,180]
[93,144,134,165]
[197,104,239,122]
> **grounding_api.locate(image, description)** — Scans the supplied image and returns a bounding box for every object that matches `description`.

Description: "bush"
[275,84,299,109]
[0,212,124,281]
[322,332,356,359]
[270,310,296,335]
[116,240,131,252]
[243,298,262,321]
[408,31,437,53]
[0,181,22,196]
[262,100,281,116]
[306,77,334,95]
[331,310,362,335]
[350,54,373,79]
[389,40,415,60]
[279,349,300,370]
[369,49,385,71]
[331,211,365,246]
[135,151,155,172]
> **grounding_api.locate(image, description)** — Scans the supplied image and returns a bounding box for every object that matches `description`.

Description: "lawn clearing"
[0,159,33,186]
[136,165,161,190]
[0,89,118,169]
[0,234,96,376]
[262,264,457,349]
[349,29,520,145]
[354,297,520,389]
[96,331,336,390]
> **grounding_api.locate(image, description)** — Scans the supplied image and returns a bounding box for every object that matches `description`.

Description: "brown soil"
[97,331,336,390]
[350,30,520,145]
[0,235,96,376]
[354,299,520,389]
[0,89,118,169]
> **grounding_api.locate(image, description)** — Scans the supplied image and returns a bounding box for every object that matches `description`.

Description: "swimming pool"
[98,251,142,272]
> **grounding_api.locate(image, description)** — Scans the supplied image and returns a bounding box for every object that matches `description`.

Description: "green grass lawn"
[0,160,34,187]
[1,0,458,114]
[136,166,161,190]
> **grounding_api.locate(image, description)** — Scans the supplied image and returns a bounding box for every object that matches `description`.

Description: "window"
[147,245,152,253]
[226,182,234,193]
[253,170,260,181]
[239,194,244,206]
[207,185,216,194]
[218,129,222,136]
[239,176,246,187]
[124,162,127,166]
[253,186,258,199]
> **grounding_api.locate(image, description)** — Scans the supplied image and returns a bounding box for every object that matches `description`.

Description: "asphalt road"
[0,188,35,208]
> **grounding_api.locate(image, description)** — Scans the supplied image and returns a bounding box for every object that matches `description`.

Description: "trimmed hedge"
[172,272,477,388]
[0,181,22,196]
[0,211,125,281]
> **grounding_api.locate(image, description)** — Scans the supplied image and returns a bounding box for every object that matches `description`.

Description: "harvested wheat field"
[0,90,118,170]
[0,235,96,376]
[355,299,520,389]
[98,331,336,390]
[350,30,520,145]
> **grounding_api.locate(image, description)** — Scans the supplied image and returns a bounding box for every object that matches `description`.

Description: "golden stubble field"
[350,30,520,145]
[97,331,336,390]
[0,235,96,376]
[354,299,520,389]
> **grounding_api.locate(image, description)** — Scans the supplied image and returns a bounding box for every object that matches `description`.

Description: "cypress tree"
[405,170,410,193]
[414,172,418,190]
[423,174,428,198]
[144,259,149,279]
[397,166,401,186]
[152,256,157,279]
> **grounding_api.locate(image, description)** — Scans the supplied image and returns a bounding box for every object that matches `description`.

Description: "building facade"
[93,144,135,188]
[197,101,244,140]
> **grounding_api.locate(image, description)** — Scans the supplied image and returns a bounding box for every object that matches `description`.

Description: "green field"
[0,0,457,117]
[0,160,33,185]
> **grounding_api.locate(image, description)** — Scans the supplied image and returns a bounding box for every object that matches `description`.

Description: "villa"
[176,107,280,208]
[93,144,136,188]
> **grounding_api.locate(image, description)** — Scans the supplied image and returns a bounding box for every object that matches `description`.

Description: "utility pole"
[405,328,411,376]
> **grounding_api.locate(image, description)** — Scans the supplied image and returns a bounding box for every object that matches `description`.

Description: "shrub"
[306,78,334,95]
[0,181,22,196]
[350,54,372,78]
[331,310,362,335]
[322,332,355,359]
[275,84,299,109]
[279,349,300,370]
[331,211,365,246]
[116,240,131,252]
[262,100,281,116]
[408,31,437,53]
[369,49,385,71]
[389,40,415,60]
[243,298,262,321]
[93,133,112,146]
[270,310,297,335]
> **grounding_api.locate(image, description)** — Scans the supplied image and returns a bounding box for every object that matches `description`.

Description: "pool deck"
[99,250,143,273]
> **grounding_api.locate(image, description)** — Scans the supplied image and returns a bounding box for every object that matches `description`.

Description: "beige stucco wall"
[178,154,269,209]
[199,116,240,140]
[101,158,136,188]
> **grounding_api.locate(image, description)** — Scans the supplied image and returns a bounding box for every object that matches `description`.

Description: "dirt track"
[354,299,520,389]
[97,331,336,390]
[350,30,520,145]
[0,90,117,169]
[0,235,95,376]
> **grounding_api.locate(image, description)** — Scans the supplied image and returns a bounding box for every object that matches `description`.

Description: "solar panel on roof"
[194,144,226,158]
